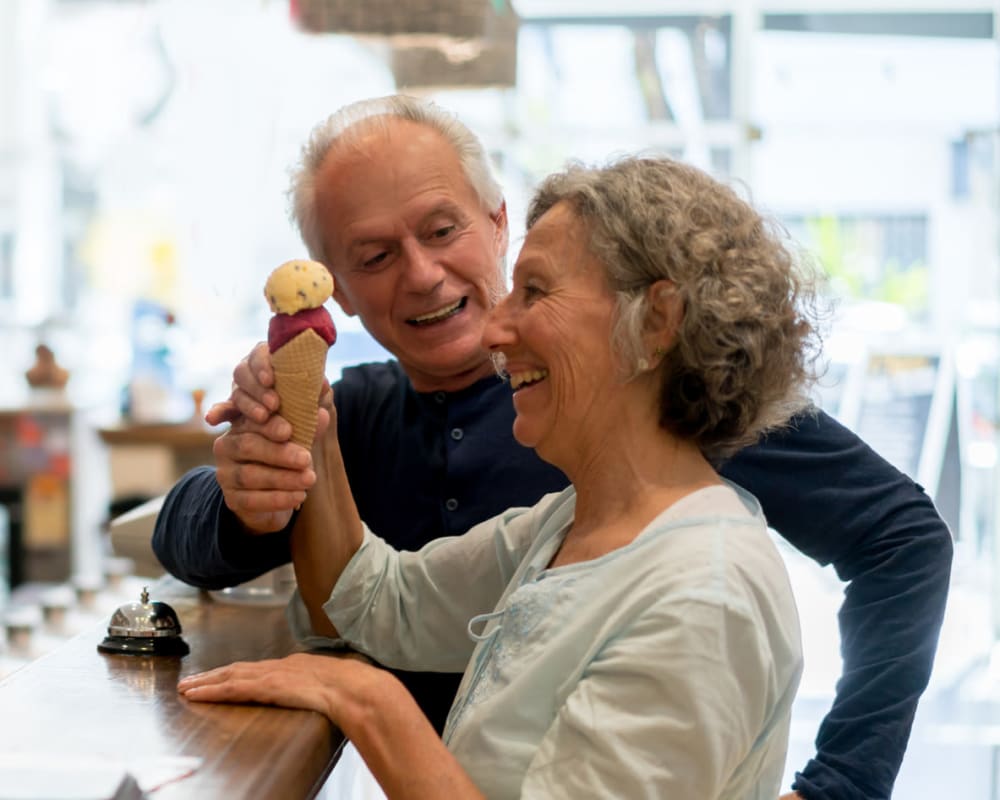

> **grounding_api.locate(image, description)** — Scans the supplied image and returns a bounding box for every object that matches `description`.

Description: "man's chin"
[400,350,495,393]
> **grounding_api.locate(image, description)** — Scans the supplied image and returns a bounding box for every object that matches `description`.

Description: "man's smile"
[407,297,468,326]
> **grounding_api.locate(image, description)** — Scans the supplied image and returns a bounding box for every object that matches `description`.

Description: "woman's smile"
[509,368,549,391]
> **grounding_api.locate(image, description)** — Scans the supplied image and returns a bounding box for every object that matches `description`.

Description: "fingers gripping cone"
[271,328,329,448]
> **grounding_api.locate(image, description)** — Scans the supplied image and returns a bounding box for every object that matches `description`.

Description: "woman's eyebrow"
[511,258,551,283]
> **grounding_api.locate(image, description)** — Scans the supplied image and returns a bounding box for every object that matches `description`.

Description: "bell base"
[98,635,190,656]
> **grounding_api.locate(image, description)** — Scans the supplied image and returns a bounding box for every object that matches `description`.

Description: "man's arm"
[152,465,293,589]
[720,409,953,800]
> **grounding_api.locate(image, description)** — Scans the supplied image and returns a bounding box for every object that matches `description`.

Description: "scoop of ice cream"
[268,306,337,352]
[264,259,333,315]
[263,259,337,447]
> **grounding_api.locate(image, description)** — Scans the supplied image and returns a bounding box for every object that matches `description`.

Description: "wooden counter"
[0,581,345,798]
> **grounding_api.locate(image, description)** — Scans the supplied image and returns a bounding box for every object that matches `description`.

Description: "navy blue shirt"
[153,360,952,800]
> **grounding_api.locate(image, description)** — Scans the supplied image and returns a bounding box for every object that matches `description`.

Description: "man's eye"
[362,251,389,268]
[430,225,456,240]
[522,285,543,302]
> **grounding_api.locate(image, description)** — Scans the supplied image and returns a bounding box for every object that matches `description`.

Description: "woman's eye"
[522,284,543,302]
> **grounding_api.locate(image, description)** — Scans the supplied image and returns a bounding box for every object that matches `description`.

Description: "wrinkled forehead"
[328,117,458,177]
[515,202,605,279]
[318,122,478,219]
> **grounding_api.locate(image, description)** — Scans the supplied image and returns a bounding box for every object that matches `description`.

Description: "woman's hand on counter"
[178,651,381,723]
[178,652,486,800]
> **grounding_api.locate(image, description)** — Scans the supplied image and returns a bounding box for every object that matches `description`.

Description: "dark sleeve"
[151,465,292,590]
[720,409,953,800]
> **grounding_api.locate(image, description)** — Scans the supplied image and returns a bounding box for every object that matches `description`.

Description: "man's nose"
[400,241,446,292]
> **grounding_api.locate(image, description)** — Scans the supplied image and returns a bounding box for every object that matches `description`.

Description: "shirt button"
[445,498,459,511]
[450,427,464,441]
[434,392,446,404]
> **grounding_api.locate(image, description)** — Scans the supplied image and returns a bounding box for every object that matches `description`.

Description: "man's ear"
[645,279,684,349]
[491,201,510,260]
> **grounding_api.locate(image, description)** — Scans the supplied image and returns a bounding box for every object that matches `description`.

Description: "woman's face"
[482,202,625,468]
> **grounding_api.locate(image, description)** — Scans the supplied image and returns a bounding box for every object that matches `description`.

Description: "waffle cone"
[270,328,330,447]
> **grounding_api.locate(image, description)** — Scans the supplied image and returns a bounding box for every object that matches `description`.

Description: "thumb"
[314,406,331,441]
[317,380,333,410]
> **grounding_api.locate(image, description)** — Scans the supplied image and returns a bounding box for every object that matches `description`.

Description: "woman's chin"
[514,424,563,470]
[512,428,533,449]
[511,420,539,450]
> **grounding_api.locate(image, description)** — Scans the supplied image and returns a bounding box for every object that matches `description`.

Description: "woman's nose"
[482,297,515,351]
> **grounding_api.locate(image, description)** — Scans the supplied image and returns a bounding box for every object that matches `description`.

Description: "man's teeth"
[510,369,549,390]
[410,298,466,325]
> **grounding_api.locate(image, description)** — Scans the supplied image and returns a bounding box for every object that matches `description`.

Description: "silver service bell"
[97,586,189,656]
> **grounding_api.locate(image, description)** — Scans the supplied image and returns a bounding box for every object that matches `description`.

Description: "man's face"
[316,119,508,393]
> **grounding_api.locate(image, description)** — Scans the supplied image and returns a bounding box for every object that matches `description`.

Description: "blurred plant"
[804,214,928,315]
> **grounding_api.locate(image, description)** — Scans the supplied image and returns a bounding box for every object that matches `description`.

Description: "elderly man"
[153,95,951,800]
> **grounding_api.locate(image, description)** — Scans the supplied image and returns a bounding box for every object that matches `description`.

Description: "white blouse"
[289,483,802,799]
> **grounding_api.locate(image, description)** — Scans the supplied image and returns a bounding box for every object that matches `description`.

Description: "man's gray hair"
[289,95,504,265]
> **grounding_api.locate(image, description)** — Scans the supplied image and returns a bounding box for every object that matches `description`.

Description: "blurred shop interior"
[0,0,998,795]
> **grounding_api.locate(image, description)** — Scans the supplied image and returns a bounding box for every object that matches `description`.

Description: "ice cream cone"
[270,328,329,447]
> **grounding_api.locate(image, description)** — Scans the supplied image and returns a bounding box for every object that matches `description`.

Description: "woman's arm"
[288,391,565,671]
[178,652,485,800]
[303,493,564,673]
[291,398,364,638]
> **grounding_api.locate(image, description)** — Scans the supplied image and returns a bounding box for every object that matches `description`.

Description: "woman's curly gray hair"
[527,156,820,460]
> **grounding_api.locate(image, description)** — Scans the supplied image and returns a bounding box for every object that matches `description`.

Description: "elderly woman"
[179,155,818,799]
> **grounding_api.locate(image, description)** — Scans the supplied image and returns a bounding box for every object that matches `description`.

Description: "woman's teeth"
[510,369,549,390]
[409,297,466,325]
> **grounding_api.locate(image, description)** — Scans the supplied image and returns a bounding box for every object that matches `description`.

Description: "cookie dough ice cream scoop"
[264,259,337,447]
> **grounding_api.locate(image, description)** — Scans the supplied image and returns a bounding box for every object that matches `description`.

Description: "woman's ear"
[645,279,683,351]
